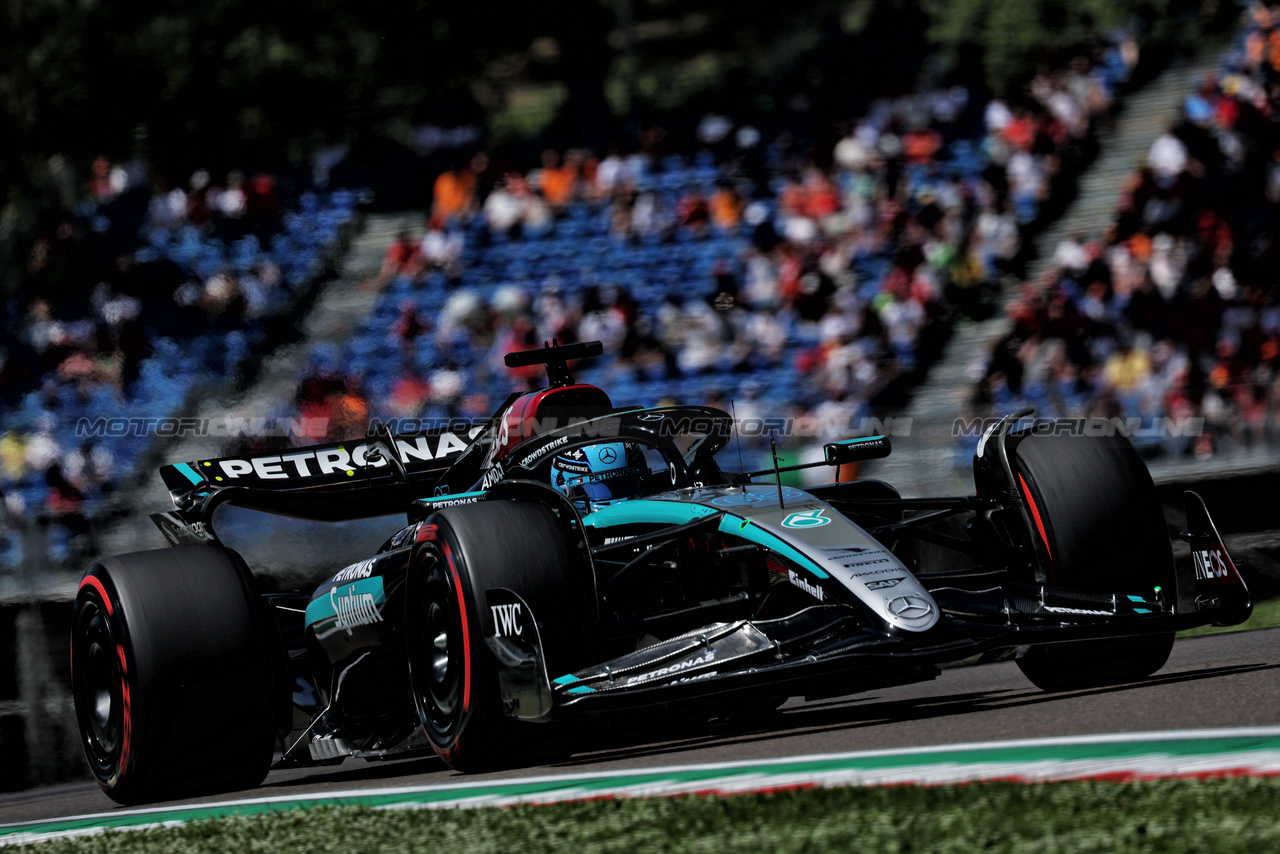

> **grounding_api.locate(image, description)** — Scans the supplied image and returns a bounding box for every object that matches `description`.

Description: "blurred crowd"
[971,1,1280,461]
[278,27,1140,472]
[0,162,358,577]
[14,10,1241,578]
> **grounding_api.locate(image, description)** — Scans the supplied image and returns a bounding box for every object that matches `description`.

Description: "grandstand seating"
[0,185,360,572]
[309,31,1137,462]
[971,6,1280,460]
[0,20,1154,573]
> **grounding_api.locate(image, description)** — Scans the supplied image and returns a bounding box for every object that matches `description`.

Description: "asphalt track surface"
[3,628,1277,826]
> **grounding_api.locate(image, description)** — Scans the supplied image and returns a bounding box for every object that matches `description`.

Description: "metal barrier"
[0,589,85,791]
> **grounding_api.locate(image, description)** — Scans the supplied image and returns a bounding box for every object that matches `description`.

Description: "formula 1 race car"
[71,341,1253,804]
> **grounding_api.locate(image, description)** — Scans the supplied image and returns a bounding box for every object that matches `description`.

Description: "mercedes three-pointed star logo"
[597,447,618,464]
[885,595,934,621]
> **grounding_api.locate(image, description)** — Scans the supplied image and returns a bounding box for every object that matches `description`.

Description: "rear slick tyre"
[1008,427,1176,691]
[71,545,277,804]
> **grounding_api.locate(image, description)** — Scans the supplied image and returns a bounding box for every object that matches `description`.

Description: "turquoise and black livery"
[73,340,1254,803]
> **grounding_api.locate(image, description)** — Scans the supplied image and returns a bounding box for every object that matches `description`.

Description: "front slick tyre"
[71,546,277,804]
[1009,426,1175,691]
[1016,634,1174,692]
[407,501,585,771]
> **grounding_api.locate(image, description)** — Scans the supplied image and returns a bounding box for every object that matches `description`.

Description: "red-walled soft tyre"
[1009,427,1176,691]
[71,545,278,804]
[406,501,588,771]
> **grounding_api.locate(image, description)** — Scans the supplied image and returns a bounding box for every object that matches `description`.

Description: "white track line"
[3,726,1279,843]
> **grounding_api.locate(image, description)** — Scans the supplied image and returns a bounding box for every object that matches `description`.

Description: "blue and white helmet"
[550,442,649,510]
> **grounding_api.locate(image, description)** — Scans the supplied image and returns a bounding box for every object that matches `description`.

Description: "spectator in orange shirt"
[328,380,371,442]
[1245,19,1280,74]
[537,149,577,210]
[432,160,476,224]
[709,184,743,230]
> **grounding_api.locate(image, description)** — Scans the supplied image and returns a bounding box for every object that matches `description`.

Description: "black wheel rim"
[410,555,466,744]
[425,598,460,719]
[73,597,124,780]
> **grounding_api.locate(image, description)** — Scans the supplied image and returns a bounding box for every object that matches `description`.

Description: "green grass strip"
[5,732,1278,843]
[5,731,1278,843]
[11,777,1280,853]
[1178,597,1280,639]
[3,731,1277,851]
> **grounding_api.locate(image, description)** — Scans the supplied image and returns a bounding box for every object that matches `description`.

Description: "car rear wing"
[159,423,486,509]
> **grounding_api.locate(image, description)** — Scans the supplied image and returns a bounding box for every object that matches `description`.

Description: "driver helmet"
[550,442,649,511]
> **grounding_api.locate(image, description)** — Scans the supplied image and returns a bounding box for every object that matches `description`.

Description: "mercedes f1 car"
[71,341,1253,803]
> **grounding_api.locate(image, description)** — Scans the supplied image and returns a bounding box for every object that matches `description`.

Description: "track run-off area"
[2,627,1277,846]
